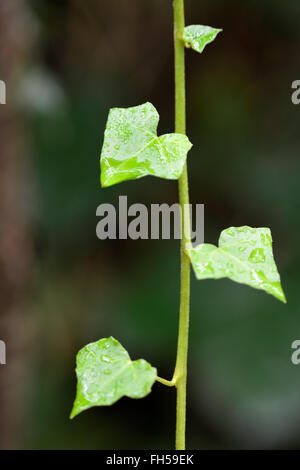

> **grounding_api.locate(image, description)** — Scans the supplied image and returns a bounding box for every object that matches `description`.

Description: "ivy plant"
[71,0,286,450]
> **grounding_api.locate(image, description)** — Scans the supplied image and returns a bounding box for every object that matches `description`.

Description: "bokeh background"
[0,0,300,450]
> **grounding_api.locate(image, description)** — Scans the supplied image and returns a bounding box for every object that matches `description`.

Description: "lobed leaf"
[70,337,157,418]
[183,25,222,54]
[100,102,192,187]
[188,226,286,303]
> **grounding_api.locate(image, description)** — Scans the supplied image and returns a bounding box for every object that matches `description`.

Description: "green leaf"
[183,25,222,54]
[188,226,286,303]
[70,337,157,418]
[100,102,192,187]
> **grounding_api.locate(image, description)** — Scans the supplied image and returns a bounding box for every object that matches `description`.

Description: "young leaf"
[183,25,222,54]
[70,337,157,418]
[188,226,286,303]
[100,102,192,187]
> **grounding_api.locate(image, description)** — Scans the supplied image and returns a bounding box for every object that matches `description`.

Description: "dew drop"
[249,248,265,263]
[101,355,111,363]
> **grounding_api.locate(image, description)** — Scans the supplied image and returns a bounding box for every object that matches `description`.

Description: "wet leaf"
[100,102,192,187]
[70,337,157,418]
[183,25,222,54]
[188,226,286,303]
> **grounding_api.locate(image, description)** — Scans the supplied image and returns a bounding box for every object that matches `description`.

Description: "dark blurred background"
[0,0,300,450]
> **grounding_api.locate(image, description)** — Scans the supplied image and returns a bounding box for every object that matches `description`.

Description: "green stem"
[156,376,176,387]
[172,0,191,451]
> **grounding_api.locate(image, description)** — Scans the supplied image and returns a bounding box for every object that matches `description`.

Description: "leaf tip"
[69,400,81,419]
[100,170,111,188]
[278,288,287,304]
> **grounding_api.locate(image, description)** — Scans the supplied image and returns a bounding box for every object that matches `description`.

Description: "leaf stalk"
[156,376,177,387]
[172,0,191,451]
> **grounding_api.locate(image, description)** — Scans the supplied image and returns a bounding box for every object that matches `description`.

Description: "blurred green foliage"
[23,0,300,449]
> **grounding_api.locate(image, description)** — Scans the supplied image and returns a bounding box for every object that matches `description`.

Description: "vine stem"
[172,0,191,451]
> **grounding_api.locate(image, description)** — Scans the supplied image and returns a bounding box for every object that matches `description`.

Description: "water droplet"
[101,355,111,363]
[249,248,265,263]
[203,262,214,274]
